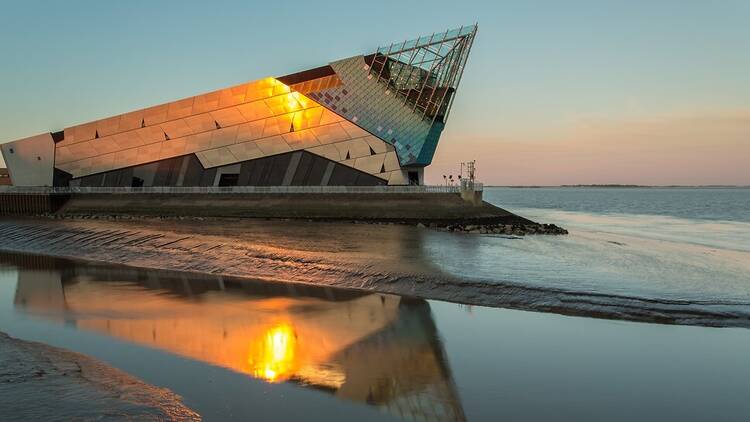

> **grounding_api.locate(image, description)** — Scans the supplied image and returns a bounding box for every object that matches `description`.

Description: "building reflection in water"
[6,253,466,422]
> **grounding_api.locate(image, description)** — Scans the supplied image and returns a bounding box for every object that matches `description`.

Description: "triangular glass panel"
[365,24,477,123]
[164,132,170,140]
[345,151,350,160]
[214,121,221,129]
[94,130,99,139]
[369,146,376,155]
[380,164,386,173]
[141,119,146,128]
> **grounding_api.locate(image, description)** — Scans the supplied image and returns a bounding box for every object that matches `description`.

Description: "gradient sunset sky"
[1,0,747,185]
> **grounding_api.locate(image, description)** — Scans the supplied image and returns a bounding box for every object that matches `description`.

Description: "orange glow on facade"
[287,99,299,112]
[247,323,298,382]
[290,91,313,109]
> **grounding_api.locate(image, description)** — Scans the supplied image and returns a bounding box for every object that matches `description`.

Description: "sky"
[0,0,748,185]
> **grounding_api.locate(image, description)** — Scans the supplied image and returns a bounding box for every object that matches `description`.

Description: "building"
[0,25,476,188]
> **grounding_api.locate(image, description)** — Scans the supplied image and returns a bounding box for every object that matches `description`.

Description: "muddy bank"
[0,218,747,328]
[0,331,199,421]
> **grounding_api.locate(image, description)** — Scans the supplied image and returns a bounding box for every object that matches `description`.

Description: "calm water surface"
[1,254,750,421]
[487,187,750,221]
[465,188,750,305]
[1,187,749,420]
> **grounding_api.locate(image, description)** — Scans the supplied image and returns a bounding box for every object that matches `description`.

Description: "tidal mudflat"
[1,253,750,421]
[1,187,748,421]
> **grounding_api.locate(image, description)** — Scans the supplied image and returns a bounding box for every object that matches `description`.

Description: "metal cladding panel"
[305,55,436,166]
[291,25,476,168]
[0,133,55,186]
[55,77,403,184]
[71,150,387,187]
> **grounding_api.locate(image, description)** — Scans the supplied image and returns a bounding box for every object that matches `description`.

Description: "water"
[486,187,750,222]
[0,187,748,326]
[412,188,750,324]
[471,187,750,309]
[1,255,749,421]
[1,187,749,420]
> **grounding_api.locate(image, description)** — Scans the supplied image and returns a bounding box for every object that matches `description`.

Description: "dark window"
[380,164,386,173]
[9,148,13,154]
[37,156,41,161]
[51,131,65,142]
[131,177,144,187]
[53,168,73,187]
[218,173,239,187]
[276,65,335,85]
[408,171,420,185]
[369,146,376,155]
[214,121,221,129]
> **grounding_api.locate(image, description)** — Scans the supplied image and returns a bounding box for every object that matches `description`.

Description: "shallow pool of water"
[1,254,749,421]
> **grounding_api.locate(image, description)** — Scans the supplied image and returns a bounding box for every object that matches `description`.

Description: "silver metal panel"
[281,151,303,186]
[0,133,55,186]
[320,162,335,186]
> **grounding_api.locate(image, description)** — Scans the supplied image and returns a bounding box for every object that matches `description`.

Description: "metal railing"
[0,184,482,195]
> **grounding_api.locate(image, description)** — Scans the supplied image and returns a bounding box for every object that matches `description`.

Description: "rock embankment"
[35,213,568,235]
[425,222,568,235]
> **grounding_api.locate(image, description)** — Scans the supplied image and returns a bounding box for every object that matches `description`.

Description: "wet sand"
[0,218,748,327]
[0,331,200,421]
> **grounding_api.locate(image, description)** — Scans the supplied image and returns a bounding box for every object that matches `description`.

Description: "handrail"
[0,184,482,195]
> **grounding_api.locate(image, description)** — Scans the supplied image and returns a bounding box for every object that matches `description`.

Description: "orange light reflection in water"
[247,323,298,382]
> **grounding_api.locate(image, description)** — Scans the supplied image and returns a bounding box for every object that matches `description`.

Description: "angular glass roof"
[367,24,478,123]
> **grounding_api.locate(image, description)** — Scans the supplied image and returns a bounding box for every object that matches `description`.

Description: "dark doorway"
[408,171,420,185]
[131,177,144,187]
[218,173,239,187]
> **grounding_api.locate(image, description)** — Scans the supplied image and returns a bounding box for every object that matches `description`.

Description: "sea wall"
[0,188,568,234]
[57,192,529,224]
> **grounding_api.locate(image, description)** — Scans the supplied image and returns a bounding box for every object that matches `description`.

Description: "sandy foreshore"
[1,217,748,328]
[0,331,199,421]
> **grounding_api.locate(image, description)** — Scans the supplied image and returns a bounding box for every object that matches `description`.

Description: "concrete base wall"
[57,192,530,224]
